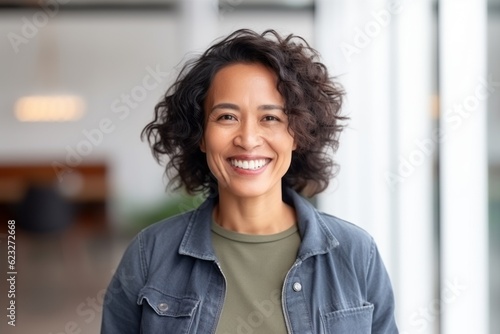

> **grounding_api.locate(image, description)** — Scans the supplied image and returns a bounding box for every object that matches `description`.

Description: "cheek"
[280,131,297,151]
[202,130,227,160]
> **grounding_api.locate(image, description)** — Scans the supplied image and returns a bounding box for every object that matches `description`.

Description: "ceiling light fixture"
[15,94,85,122]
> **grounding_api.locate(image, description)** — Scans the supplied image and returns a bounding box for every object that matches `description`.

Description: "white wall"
[488,14,500,165]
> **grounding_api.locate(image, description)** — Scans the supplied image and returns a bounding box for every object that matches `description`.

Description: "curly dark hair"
[142,29,346,197]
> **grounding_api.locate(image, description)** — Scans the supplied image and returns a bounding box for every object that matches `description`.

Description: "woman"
[101,29,398,333]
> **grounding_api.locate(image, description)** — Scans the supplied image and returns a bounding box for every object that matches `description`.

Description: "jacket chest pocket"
[320,303,374,333]
[137,287,199,334]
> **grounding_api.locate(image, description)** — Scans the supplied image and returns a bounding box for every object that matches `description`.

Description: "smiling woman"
[201,63,296,205]
[101,29,398,334]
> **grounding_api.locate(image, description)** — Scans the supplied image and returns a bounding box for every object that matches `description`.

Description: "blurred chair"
[18,184,74,233]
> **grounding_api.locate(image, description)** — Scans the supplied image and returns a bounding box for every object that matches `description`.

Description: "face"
[200,63,296,199]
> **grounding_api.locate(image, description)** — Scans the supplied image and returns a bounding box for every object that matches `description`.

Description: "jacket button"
[292,282,302,292]
[158,303,169,312]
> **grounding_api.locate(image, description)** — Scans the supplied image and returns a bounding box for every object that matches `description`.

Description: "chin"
[219,181,279,199]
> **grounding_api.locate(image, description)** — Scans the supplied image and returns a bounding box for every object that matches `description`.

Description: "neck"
[214,186,296,235]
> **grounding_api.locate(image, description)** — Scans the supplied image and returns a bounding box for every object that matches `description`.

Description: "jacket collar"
[178,187,339,262]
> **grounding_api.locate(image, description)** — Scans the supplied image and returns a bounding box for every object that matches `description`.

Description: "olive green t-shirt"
[211,221,301,334]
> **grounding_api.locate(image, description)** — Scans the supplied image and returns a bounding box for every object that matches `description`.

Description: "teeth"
[230,159,268,170]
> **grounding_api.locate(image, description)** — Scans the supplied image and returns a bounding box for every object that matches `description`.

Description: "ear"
[200,137,206,153]
[292,138,297,151]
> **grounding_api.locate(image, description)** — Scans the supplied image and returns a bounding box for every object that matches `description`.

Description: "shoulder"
[287,188,376,260]
[319,212,374,244]
[118,209,200,280]
[317,211,376,259]
[137,209,196,248]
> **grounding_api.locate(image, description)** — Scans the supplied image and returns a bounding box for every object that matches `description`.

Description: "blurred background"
[0,0,497,333]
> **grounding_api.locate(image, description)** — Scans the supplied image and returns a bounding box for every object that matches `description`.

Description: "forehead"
[206,62,281,102]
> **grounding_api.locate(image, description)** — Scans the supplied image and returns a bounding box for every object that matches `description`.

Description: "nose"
[233,119,263,150]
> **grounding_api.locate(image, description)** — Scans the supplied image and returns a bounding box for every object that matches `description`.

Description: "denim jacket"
[101,188,398,333]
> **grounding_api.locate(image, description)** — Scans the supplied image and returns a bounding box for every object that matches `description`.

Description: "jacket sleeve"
[366,238,399,333]
[101,233,147,334]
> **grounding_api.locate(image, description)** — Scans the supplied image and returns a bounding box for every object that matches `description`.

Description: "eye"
[217,114,236,121]
[263,115,280,122]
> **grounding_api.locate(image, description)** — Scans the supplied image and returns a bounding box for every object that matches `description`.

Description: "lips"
[229,158,270,170]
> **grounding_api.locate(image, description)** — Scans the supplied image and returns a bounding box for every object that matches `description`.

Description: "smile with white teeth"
[230,159,269,170]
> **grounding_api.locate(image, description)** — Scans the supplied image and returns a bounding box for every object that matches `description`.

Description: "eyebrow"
[210,103,285,113]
